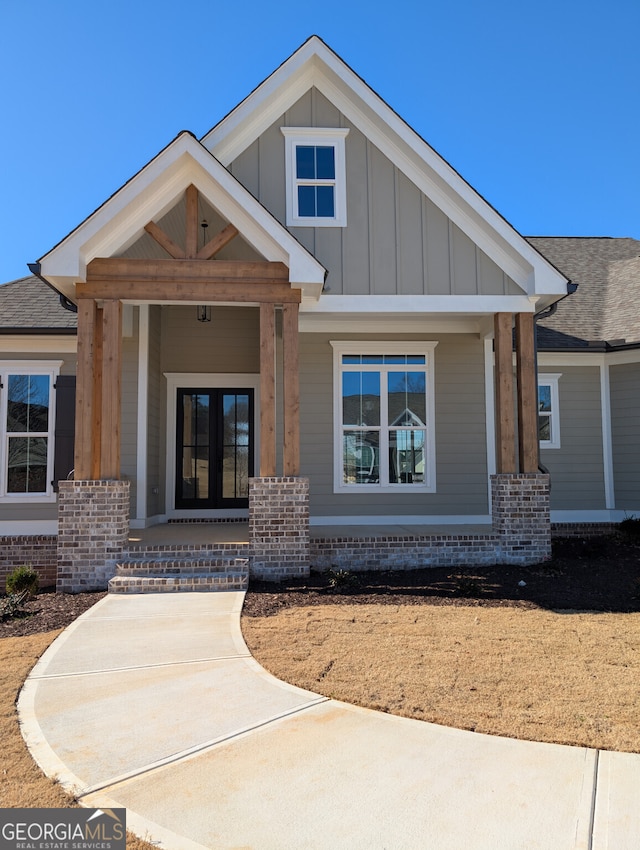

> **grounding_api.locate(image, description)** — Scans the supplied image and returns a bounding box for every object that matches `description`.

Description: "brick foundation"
[57,480,130,593]
[249,477,310,580]
[491,473,551,565]
[0,536,58,592]
[311,533,498,571]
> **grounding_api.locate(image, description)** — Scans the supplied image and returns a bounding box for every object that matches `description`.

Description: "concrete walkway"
[19,593,640,850]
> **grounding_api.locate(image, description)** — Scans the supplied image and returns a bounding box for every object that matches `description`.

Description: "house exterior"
[0,37,636,592]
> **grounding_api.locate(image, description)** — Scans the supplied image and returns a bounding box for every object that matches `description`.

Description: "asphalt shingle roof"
[528,237,640,350]
[0,276,77,331]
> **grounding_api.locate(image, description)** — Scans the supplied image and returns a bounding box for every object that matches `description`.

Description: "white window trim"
[538,373,561,450]
[281,127,349,227]
[331,341,437,494]
[0,361,62,503]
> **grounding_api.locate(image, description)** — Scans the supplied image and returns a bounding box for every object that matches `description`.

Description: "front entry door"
[175,388,254,509]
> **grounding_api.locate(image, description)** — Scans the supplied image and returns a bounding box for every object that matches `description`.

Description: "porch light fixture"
[196,219,212,323]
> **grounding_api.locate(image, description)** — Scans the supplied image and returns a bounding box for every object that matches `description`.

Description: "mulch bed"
[2,535,639,637]
[243,535,640,618]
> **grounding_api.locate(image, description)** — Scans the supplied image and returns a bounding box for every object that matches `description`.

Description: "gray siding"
[299,333,488,517]
[229,88,521,298]
[611,362,640,509]
[540,366,606,510]
[160,306,259,374]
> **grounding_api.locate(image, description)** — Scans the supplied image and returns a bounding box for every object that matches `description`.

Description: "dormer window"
[282,128,349,227]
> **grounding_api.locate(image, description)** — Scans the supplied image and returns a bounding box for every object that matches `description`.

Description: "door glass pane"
[179,393,210,502]
[221,393,250,500]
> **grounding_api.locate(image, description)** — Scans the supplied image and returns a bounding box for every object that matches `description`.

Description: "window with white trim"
[0,362,61,501]
[538,373,561,449]
[282,128,349,227]
[331,342,437,493]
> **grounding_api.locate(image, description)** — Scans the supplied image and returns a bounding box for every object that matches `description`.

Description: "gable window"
[0,362,61,501]
[331,342,437,493]
[282,128,349,227]
[538,374,561,449]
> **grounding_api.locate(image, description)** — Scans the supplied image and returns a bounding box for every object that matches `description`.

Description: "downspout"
[534,281,578,474]
[27,262,78,314]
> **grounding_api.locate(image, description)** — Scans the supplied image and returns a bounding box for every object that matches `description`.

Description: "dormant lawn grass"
[0,632,155,850]
[242,603,640,753]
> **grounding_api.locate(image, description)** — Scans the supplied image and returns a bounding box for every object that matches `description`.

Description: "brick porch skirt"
[57,480,130,593]
[0,536,57,592]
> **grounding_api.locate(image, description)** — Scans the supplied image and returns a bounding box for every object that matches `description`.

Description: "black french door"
[175,388,254,509]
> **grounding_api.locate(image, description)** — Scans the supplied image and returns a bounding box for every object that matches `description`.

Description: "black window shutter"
[53,375,76,491]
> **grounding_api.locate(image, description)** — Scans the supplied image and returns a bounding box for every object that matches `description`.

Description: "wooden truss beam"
[87,257,289,282]
[196,223,239,260]
[77,280,300,304]
[143,221,185,259]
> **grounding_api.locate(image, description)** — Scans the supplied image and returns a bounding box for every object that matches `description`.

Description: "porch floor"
[127,521,494,548]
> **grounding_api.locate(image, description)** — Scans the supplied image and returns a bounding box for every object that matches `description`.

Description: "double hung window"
[538,374,561,449]
[331,342,437,492]
[282,128,348,227]
[0,362,61,500]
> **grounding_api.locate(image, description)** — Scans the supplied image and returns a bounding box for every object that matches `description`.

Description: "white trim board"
[0,520,58,535]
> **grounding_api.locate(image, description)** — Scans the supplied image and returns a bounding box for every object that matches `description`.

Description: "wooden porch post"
[494,312,516,473]
[259,302,276,476]
[100,299,123,479]
[74,299,97,479]
[516,312,539,473]
[91,307,104,480]
[282,302,300,476]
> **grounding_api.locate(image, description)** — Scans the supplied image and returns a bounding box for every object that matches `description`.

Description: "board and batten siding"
[299,333,488,517]
[540,365,605,510]
[229,88,521,298]
[610,362,640,510]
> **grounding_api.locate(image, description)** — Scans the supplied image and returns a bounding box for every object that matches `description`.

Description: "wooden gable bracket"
[143,184,240,261]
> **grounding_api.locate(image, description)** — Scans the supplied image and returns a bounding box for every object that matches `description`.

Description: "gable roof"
[38,131,326,302]
[0,276,76,332]
[529,237,640,350]
[203,35,568,303]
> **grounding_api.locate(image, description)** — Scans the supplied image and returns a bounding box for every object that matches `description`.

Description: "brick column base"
[249,477,310,581]
[57,480,130,593]
[491,473,551,565]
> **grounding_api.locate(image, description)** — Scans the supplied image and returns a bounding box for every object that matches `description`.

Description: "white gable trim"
[39,133,326,301]
[204,37,567,298]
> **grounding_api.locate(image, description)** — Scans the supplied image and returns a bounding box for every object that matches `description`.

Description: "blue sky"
[1,0,638,283]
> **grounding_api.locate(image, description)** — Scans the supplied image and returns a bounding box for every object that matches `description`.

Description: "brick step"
[108,571,248,594]
[125,543,250,561]
[115,557,249,576]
